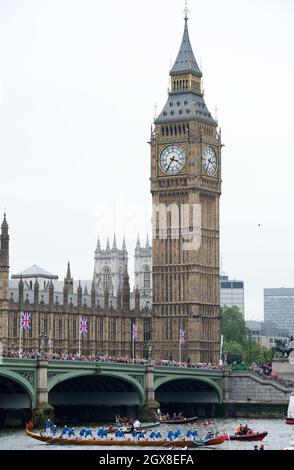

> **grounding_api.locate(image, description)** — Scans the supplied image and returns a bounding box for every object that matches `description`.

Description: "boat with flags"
[25,426,225,447]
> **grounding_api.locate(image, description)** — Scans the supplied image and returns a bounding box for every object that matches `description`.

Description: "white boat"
[285,392,294,425]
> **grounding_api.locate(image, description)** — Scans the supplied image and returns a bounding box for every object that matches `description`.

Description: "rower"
[60,425,68,438]
[174,429,181,440]
[97,427,106,439]
[85,428,93,439]
[79,428,86,439]
[167,431,174,441]
[68,428,75,439]
[155,432,162,440]
[137,431,145,441]
[52,425,57,437]
[149,431,156,440]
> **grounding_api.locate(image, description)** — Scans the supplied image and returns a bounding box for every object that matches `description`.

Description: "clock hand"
[166,156,176,172]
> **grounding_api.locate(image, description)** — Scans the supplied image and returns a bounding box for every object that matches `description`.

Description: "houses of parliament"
[0,12,222,363]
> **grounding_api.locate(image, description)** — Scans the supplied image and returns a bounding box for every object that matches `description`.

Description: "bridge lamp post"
[147,342,153,365]
[96,349,104,360]
[39,331,48,359]
[249,334,252,365]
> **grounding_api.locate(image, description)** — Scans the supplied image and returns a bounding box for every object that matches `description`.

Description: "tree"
[221,306,249,346]
[221,306,267,365]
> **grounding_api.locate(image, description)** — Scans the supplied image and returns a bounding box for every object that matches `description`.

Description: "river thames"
[0,418,293,450]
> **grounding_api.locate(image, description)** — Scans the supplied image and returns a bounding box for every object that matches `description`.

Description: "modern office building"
[220,275,245,316]
[264,288,294,336]
[246,320,289,349]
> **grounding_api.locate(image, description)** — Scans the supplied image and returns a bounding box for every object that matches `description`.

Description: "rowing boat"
[25,428,224,447]
[159,416,198,425]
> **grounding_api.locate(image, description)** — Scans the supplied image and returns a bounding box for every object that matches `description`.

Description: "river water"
[0,419,293,450]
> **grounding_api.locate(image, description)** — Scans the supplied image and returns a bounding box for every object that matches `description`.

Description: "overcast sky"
[0,0,293,320]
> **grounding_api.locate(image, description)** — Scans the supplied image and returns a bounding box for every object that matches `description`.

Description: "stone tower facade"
[94,236,128,297]
[134,235,152,309]
[64,262,74,295]
[0,214,9,347]
[151,14,222,362]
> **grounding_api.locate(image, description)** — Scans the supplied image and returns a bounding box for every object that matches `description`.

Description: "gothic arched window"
[144,265,151,289]
[102,267,111,289]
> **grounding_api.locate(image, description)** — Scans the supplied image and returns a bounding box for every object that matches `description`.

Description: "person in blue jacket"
[79,428,86,438]
[60,425,68,438]
[68,428,75,439]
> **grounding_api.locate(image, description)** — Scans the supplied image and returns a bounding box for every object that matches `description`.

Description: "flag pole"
[132,332,135,364]
[79,330,81,357]
[19,311,22,356]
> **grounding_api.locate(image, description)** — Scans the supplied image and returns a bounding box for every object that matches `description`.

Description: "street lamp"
[39,331,48,359]
[147,342,153,364]
[249,334,252,365]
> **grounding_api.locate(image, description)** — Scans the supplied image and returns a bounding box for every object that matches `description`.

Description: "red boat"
[225,431,268,442]
[285,418,294,425]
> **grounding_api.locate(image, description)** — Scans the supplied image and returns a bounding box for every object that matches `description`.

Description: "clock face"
[203,146,217,176]
[160,145,186,175]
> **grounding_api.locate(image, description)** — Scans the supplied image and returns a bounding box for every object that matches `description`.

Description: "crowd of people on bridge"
[2,349,224,371]
[249,362,294,387]
[4,349,294,385]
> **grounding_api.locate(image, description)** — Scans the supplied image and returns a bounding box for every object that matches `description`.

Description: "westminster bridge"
[0,358,292,426]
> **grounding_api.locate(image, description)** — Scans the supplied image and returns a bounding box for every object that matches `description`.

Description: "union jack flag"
[21,311,31,330]
[79,318,88,335]
[132,322,138,341]
[179,328,186,345]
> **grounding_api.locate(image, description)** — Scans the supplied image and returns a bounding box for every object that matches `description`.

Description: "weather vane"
[184,0,189,20]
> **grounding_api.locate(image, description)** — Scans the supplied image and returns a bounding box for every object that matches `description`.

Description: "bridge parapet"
[224,370,292,404]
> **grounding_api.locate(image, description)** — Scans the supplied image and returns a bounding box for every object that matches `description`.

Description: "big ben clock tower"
[151,10,222,363]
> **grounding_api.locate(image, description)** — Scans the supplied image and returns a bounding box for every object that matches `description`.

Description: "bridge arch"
[0,369,35,408]
[154,375,222,404]
[48,370,145,404]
